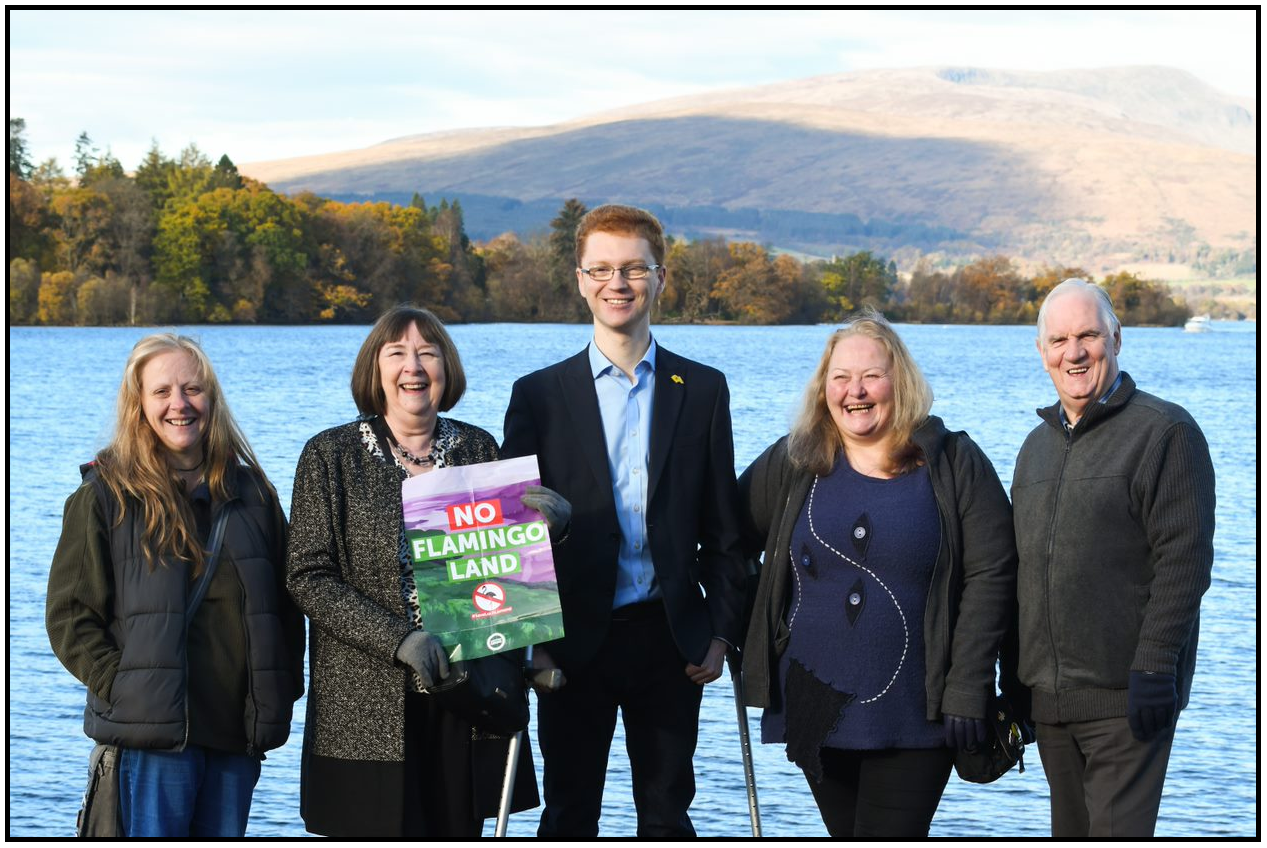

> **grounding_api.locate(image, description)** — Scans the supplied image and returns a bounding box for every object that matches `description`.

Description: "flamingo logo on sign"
[473,582,506,613]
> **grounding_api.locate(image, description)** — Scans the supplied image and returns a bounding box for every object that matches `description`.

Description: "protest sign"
[402,455,564,660]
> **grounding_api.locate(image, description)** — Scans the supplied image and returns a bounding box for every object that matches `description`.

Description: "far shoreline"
[8,317,1255,330]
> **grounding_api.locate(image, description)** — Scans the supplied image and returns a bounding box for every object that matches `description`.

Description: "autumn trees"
[7,127,489,326]
[8,122,1194,328]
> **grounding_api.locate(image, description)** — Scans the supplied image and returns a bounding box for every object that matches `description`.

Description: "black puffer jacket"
[46,464,303,753]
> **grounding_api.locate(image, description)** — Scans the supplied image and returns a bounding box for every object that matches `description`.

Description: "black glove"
[944,713,989,751]
[1127,670,1177,742]
[395,630,450,690]
[521,485,571,543]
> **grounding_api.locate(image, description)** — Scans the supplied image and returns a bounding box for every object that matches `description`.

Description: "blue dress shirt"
[588,338,659,609]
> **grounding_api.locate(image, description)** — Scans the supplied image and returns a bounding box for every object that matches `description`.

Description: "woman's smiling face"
[140,349,208,465]
[825,335,895,447]
[378,322,447,425]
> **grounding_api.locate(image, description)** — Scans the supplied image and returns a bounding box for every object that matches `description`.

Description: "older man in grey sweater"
[1010,279,1216,837]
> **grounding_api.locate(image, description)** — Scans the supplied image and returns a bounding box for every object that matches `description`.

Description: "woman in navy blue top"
[739,308,1018,837]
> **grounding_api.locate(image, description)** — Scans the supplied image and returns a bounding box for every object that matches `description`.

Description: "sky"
[8,8,1258,172]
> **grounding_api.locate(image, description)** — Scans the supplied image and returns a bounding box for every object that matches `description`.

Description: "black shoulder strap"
[82,459,231,619]
[186,507,230,618]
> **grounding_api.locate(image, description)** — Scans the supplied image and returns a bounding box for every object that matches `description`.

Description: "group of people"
[46,204,1215,839]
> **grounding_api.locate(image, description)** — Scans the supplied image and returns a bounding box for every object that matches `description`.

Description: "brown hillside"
[241,66,1255,271]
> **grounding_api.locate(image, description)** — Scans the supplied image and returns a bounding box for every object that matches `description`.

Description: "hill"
[240,66,1256,275]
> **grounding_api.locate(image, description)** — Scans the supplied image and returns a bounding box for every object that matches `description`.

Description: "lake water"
[7,322,1257,838]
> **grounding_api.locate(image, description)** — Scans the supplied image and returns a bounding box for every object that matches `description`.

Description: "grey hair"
[1037,278,1120,343]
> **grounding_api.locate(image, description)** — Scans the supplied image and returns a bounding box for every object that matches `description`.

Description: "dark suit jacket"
[502,344,747,671]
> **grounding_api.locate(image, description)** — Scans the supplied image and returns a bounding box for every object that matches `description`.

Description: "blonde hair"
[94,333,265,574]
[787,308,934,476]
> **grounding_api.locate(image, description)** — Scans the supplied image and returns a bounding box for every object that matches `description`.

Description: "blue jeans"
[117,746,261,837]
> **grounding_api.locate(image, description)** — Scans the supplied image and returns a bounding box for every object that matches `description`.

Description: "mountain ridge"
[240,66,1255,273]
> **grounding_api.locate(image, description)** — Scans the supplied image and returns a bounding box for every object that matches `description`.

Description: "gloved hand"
[1127,670,1177,742]
[527,645,567,694]
[521,485,571,543]
[944,713,989,751]
[395,630,450,690]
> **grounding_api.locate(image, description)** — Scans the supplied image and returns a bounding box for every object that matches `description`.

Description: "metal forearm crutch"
[729,651,763,837]
[494,645,531,837]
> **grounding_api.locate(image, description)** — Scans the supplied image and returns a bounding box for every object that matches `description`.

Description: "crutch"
[495,645,564,836]
[494,645,531,837]
[728,651,762,837]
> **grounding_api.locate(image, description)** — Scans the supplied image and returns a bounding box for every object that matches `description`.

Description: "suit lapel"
[648,346,687,504]
[560,348,615,496]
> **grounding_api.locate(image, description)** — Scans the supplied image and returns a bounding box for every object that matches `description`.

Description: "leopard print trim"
[359,417,463,692]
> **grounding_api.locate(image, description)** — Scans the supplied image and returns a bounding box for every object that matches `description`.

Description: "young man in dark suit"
[502,204,747,837]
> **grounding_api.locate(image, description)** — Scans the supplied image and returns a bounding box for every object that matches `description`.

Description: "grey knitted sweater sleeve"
[1130,412,1217,674]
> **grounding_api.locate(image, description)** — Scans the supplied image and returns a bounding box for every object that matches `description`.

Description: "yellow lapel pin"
[671,374,684,384]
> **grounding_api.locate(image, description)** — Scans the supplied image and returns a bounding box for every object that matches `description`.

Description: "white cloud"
[9,8,1256,169]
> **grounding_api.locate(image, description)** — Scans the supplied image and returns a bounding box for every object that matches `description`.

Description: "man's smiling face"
[1038,289,1121,425]
[576,231,664,338]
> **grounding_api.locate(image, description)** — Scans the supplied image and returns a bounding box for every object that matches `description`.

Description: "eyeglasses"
[578,264,662,282]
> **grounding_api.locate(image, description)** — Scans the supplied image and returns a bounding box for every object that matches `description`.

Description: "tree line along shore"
[9,123,1197,328]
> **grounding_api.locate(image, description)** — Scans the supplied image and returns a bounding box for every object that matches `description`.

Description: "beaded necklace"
[392,438,435,467]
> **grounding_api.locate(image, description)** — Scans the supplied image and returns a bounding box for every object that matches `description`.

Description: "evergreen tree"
[550,198,587,272]
[79,148,126,186]
[134,141,177,210]
[9,118,33,180]
[548,198,588,320]
[72,132,97,180]
[211,154,243,190]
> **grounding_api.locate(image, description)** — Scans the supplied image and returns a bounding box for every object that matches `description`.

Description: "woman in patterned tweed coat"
[286,305,565,837]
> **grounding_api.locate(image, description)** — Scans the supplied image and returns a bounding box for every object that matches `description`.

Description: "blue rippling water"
[8,321,1256,838]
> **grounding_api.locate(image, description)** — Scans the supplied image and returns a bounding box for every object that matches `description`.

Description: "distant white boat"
[1184,314,1213,333]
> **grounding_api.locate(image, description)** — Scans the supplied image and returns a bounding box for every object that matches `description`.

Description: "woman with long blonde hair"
[739,309,1019,837]
[47,333,304,837]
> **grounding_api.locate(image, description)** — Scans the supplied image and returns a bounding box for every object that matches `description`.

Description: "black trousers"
[804,746,955,837]
[537,605,704,838]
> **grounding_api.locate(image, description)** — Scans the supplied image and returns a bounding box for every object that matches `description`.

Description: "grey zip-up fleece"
[1011,372,1215,724]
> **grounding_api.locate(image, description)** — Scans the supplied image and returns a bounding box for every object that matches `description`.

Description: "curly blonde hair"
[787,308,934,476]
[94,333,265,574]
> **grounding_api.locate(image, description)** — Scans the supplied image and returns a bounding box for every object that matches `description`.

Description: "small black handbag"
[424,650,530,737]
[953,695,1030,784]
